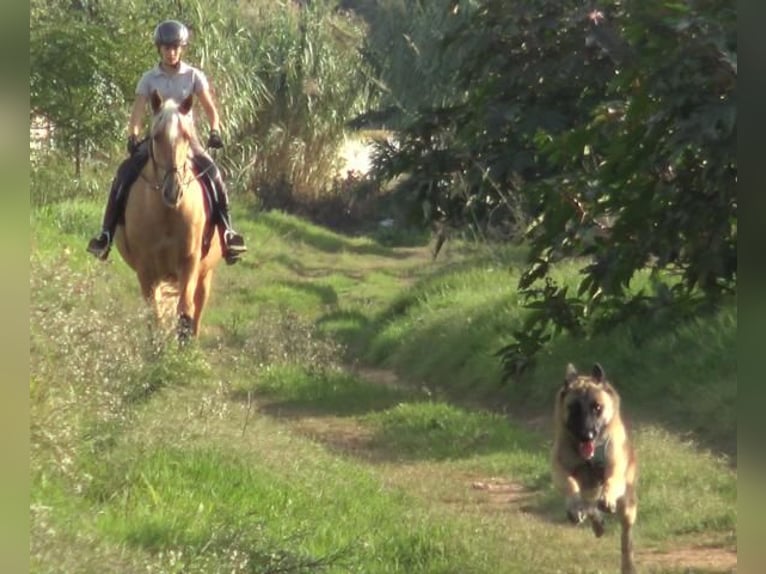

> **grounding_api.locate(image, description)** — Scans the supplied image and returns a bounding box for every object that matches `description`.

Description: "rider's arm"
[128,94,149,139]
[197,87,221,133]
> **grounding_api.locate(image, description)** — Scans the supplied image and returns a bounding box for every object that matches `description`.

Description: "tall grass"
[191,1,376,200]
[32,0,377,209]
[30,152,115,207]
[354,0,477,124]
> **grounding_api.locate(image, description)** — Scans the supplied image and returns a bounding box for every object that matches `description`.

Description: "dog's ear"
[592,363,606,383]
[564,363,578,388]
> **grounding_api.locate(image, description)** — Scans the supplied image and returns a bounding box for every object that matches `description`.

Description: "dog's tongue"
[579,440,596,459]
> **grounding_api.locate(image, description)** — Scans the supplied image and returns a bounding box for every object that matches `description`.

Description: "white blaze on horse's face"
[150,92,194,208]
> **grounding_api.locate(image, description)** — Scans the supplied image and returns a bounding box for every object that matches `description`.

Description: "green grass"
[245,363,413,416]
[83,445,480,572]
[342,249,737,457]
[31,196,736,573]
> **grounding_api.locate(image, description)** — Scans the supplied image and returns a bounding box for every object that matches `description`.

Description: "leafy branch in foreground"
[366,0,737,382]
[365,0,735,378]
[497,0,736,378]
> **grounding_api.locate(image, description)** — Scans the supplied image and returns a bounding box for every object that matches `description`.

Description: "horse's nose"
[162,181,179,206]
[161,170,181,206]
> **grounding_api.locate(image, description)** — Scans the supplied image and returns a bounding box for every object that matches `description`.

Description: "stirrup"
[224,230,247,254]
[87,231,111,261]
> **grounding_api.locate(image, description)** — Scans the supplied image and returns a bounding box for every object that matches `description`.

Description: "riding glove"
[207,129,224,149]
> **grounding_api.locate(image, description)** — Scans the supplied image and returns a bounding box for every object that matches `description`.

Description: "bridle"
[144,138,189,191]
[141,136,215,192]
[140,105,196,197]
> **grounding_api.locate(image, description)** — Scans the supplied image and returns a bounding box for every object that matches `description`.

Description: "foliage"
[366,0,737,376]
[31,7,125,174]
[504,0,737,377]
[30,0,376,204]
[349,0,476,123]
[229,2,376,201]
[30,152,108,207]
[32,204,736,571]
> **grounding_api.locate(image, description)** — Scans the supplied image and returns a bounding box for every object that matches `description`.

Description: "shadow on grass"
[230,365,417,419]
[340,271,737,465]
[276,279,340,306]
[500,308,738,465]
[259,212,422,259]
[316,309,375,355]
[268,253,378,282]
[236,384,412,419]
[224,362,575,526]
[233,365,552,472]
[359,400,548,465]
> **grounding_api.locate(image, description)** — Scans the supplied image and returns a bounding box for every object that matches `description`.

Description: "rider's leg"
[87,144,149,260]
[191,152,246,264]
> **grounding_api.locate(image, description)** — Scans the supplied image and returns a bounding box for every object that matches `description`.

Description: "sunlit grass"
[31,190,736,573]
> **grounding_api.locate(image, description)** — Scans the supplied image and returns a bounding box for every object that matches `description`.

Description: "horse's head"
[150,90,197,207]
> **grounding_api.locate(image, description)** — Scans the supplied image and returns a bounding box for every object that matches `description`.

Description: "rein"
[141,138,212,190]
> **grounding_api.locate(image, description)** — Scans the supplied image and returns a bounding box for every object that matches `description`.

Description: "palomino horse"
[114,90,223,341]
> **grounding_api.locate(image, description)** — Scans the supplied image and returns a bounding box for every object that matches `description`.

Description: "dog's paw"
[567,508,586,524]
[566,499,586,524]
[590,516,605,538]
[597,494,617,514]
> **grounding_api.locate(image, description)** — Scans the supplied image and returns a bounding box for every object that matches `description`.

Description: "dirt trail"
[263,366,737,574]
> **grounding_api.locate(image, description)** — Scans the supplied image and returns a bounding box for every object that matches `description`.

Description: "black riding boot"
[192,153,247,264]
[87,146,149,260]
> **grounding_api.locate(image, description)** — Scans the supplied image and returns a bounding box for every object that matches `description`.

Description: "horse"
[114,90,223,342]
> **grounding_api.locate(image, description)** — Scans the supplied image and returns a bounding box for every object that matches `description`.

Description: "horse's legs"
[176,258,200,343]
[137,273,159,322]
[137,272,164,336]
[177,314,194,343]
[192,271,214,337]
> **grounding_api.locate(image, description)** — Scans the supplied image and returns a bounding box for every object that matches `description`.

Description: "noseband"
[148,143,183,190]
[143,122,192,199]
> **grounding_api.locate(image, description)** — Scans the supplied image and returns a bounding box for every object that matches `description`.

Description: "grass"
[31,196,736,573]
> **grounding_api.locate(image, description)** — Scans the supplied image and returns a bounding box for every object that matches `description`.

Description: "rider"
[87,19,246,264]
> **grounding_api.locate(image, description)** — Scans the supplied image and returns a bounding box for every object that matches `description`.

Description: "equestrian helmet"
[153,20,189,46]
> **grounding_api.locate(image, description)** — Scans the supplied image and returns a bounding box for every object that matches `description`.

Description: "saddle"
[116,148,221,257]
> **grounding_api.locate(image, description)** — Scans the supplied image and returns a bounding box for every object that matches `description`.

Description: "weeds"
[145,519,350,574]
[32,198,736,573]
[31,255,138,482]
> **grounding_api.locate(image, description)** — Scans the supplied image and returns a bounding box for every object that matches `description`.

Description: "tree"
[367,0,737,377]
[32,15,124,174]
[30,0,170,174]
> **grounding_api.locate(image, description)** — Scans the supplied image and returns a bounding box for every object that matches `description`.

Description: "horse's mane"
[152,98,201,148]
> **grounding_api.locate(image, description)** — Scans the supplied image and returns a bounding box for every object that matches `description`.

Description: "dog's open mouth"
[579,440,596,460]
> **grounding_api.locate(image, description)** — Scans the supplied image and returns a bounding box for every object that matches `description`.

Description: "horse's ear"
[179,94,194,115]
[150,90,163,114]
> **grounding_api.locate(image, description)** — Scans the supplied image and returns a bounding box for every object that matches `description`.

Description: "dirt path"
[260,366,737,574]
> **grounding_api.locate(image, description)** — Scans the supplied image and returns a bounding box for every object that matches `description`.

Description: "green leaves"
[368,0,736,378]
[31,13,128,173]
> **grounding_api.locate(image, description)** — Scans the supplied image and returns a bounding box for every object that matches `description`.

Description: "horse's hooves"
[177,314,194,343]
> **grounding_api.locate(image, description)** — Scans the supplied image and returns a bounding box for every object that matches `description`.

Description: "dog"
[551,363,638,574]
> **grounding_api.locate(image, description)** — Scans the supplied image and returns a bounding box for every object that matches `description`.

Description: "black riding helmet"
[153,20,189,46]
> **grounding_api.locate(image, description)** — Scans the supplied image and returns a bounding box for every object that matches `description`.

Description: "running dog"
[552,363,638,574]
